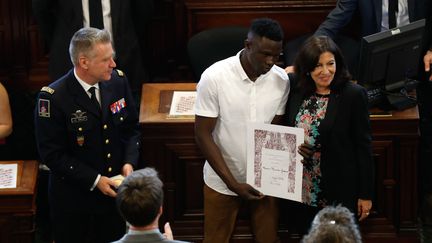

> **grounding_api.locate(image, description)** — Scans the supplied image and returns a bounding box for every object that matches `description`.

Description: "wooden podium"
[140,83,196,124]
[139,83,420,242]
[0,160,38,243]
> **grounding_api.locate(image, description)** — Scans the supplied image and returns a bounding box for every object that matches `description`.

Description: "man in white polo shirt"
[194,18,289,243]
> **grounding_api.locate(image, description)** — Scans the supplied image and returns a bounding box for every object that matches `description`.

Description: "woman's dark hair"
[293,36,351,95]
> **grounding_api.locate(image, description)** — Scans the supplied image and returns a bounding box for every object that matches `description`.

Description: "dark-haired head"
[249,18,284,41]
[242,18,284,80]
[116,168,163,227]
[293,36,351,95]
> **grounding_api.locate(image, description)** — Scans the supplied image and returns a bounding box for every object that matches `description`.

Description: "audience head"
[301,205,362,243]
[116,167,164,227]
[243,18,284,77]
[293,36,351,95]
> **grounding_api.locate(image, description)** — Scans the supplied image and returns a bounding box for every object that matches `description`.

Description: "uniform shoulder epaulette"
[116,69,124,77]
[40,86,55,94]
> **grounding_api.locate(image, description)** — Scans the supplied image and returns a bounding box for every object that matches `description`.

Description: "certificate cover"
[168,91,197,118]
[247,123,304,202]
[110,174,125,188]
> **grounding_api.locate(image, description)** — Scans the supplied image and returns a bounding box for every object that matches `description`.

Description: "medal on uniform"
[110,98,126,114]
[77,135,84,146]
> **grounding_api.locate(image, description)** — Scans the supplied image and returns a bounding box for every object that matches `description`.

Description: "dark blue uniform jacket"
[34,69,140,213]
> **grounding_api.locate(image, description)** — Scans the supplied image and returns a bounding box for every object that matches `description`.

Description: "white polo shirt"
[195,50,290,196]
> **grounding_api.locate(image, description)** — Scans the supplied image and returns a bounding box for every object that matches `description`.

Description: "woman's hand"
[357,198,372,221]
[285,65,294,74]
[298,143,314,164]
[122,163,134,177]
[424,50,432,81]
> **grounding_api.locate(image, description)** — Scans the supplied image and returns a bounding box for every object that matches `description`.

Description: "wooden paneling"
[181,0,338,80]
[0,0,47,90]
[185,1,335,38]
[0,0,340,88]
[0,0,11,79]
[0,160,39,243]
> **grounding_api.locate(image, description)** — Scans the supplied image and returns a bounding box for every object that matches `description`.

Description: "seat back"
[187,26,249,80]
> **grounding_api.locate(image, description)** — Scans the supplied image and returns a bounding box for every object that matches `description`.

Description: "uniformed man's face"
[86,42,116,83]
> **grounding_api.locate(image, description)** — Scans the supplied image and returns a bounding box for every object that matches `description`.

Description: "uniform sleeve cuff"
[90,174,101,191]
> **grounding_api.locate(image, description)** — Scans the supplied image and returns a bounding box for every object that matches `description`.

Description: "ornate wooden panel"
[0,0,11,80]
[0,160,39,243]
[0,0,341,88]
[184,0,336,39]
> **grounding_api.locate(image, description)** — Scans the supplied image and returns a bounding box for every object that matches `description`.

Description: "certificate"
[0,163,18,189]
[246,123,304,202]
[168,91,196,117]
[110,174,125,188]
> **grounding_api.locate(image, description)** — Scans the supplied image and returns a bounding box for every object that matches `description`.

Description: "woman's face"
[310,51,336,93]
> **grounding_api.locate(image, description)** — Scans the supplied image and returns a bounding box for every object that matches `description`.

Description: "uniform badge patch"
[71,110,88,123]
[38,99,50,117]
[110,98,126,114]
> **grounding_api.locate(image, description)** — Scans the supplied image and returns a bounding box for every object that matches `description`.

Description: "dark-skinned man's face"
[245,36,282,76]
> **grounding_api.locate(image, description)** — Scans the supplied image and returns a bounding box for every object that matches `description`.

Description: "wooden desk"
[140,83,420,242]
[0,160,38,243]
[365,107,420,241]
[140,83,196,124]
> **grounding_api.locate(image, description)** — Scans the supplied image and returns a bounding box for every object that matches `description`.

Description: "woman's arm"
[351,84,374,220]
[0,83,12,139]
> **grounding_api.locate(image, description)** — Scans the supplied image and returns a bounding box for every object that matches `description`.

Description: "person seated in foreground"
[113,167,189,243]
[301,205,362,243]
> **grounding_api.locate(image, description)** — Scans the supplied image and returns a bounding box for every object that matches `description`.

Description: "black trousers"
[417,80,432,242]
[50,204,125,243]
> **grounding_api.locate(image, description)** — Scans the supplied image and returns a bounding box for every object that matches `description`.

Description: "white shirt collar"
[128,228,160,235]
[235,50,250,82]
[235,49,273,83]
[81,0,113,37]
[381,0,410,30]
[74,68,100,92]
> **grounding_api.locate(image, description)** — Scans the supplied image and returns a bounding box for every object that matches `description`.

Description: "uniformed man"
[34,27,140,243]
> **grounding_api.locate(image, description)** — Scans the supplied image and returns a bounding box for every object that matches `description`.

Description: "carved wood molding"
[184,0,336,38]
[185,1,336,9]
[362,140,397,236]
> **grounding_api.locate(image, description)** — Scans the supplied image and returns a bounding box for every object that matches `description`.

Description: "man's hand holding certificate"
[246,123,304,202]
[110,174,125,188]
